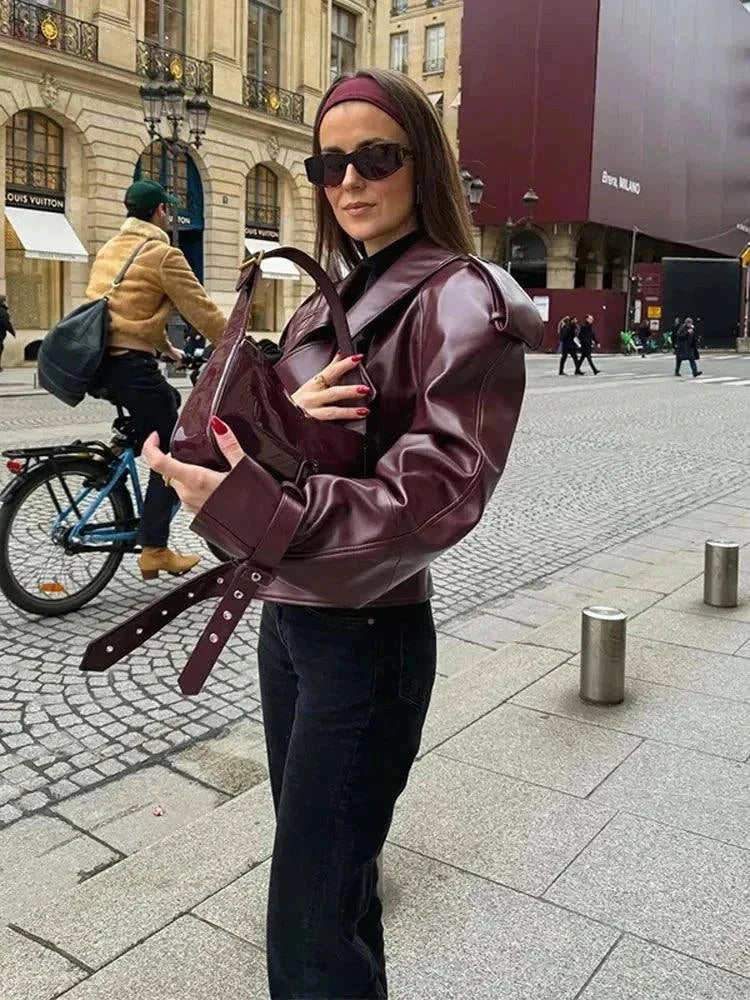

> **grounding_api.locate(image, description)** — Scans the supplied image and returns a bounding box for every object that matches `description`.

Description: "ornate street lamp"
[139,73,212,247]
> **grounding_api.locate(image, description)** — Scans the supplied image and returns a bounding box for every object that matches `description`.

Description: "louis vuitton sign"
[5,188,65,213]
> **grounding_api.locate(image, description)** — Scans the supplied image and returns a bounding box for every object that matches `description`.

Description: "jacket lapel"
[284,239,460,352]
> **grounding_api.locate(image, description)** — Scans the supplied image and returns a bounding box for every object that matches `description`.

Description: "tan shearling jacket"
[85,217,226,354]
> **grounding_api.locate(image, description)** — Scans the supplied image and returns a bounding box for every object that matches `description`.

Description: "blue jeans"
[258,600,436,999]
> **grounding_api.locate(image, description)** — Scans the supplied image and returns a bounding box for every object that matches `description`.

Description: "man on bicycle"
[86,180,226,580]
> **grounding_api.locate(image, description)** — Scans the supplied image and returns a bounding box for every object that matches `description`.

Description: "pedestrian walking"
[559,315,580,374]
[142,67,540,1000]
[638,319,650,357]
[575,314,600,374]
[86,179,226,580]
[0,295,16,371]
[556,314,569,354]
[675,317,702,377]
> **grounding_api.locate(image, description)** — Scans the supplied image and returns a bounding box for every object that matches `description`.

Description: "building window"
[391,0,407,13]
[331,5,357,82]
[144,0,186,51]
[390,32,408,73]
[5,111,64,331]
[424,23,445,74]
[248,0,281,85]
[6,111,64,192]
[426,0,444,6]
[246,165,280,236]
[138,140,189,210]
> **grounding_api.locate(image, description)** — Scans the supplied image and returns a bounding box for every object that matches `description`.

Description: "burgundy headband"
[318,77,407,133]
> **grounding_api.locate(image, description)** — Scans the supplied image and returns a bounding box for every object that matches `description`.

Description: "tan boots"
[138,547,201,580]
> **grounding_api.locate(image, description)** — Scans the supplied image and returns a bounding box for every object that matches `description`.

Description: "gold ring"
[313,373,330,390]
[163,475,172,489]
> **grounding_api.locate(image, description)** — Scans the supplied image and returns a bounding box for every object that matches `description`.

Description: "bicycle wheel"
[0,458,134,616]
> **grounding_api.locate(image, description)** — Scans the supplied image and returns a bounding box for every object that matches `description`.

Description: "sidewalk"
[3,492,750,999]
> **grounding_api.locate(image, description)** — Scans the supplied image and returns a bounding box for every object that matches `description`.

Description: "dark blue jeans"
[258,600,436,999]
[92,351,181,547]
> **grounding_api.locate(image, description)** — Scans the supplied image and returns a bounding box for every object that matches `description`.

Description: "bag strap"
[238,246,354,359]
[79,481,305,696]
[107,238,157,297]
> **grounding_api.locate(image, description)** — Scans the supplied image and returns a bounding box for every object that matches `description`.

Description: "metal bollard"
[579,606,626,705]
[704,540,739,608]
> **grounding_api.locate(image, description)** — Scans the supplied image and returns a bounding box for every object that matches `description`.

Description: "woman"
[0,295,16,372]
[144,69,541,998]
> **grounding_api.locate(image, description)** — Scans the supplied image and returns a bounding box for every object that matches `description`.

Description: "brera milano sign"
[5,188,65,213]
[601,170,641,196]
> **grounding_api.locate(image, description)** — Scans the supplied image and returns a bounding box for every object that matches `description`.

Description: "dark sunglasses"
[304,142,413,187]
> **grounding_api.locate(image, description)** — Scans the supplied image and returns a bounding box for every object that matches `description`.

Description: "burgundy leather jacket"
[190,238,543,609]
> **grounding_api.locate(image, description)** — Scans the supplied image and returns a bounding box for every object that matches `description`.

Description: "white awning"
[244,238,301,281]
[450,89,461,109]
[5,207,88,263]
[427,92,444,108]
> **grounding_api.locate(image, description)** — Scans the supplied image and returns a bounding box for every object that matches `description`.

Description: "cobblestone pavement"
[1,354,749,826]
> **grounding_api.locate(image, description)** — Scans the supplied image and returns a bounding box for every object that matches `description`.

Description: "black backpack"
[37,238,154,406]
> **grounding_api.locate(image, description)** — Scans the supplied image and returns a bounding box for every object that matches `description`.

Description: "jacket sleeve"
[160,247,226,344]
[190,274,527,606]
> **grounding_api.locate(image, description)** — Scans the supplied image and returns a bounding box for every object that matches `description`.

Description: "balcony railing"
[243,76,304,125]
[423,56,445,74]
[0,0,98,61]
[6,157,66,193]
[136,40,214,95]
[246,202,281,234]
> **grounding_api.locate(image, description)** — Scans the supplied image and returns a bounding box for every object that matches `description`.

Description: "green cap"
[124,179,179,216]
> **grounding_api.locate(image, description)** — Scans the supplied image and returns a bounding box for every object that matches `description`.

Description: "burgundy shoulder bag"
[80,247,372,695]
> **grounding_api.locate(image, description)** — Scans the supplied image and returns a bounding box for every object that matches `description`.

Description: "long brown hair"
[312,68,476,274]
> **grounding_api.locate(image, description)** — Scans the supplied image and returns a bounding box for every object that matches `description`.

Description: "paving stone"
[16,781,275,970]
[580,935,750,999]
[419,643,568,756]
[0,814,119,924]
[623,550,703,593]
[545,812,750,977]
[59,916,268,1000]
[433,632,494,677]
[193,859,271,949]
[609,636,750,702]
[482,594,567,627]
[441,612,536,647]
[170,723,268,796]
[17,791,49,812]
[439,703,641,797]
[629,606,750,654]
[512,662,750,760]
[605,542,664,565]
[383,844,619,1000]
[589,740,750,849]
[0,804,22,824]
[389,753,613,895]
[0,926,87,1000]
[54,764,227,854]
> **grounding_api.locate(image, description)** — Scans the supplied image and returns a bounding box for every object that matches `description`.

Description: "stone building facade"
[374,0,462,155]
[0,0,382,366]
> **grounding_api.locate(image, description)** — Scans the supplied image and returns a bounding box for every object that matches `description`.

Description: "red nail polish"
[356,386,370,395]
[351,354,364,363]
[210,415,229,435]
[356,408,369,417]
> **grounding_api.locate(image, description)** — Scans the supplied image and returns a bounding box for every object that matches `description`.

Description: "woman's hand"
[292,353,371,421]
[142,416,244,513]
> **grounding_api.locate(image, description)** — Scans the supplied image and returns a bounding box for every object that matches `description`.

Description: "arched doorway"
[134,140,204,280]
[509,231,547,289]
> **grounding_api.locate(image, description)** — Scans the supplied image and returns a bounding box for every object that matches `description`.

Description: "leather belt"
[80,485,304,695]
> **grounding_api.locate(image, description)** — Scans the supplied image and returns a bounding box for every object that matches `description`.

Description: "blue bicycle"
[0,363,224,616]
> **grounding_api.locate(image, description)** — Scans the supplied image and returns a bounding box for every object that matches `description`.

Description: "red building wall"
[460,0,601,226]
[527,289,627,353]
[461,0,750,258]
